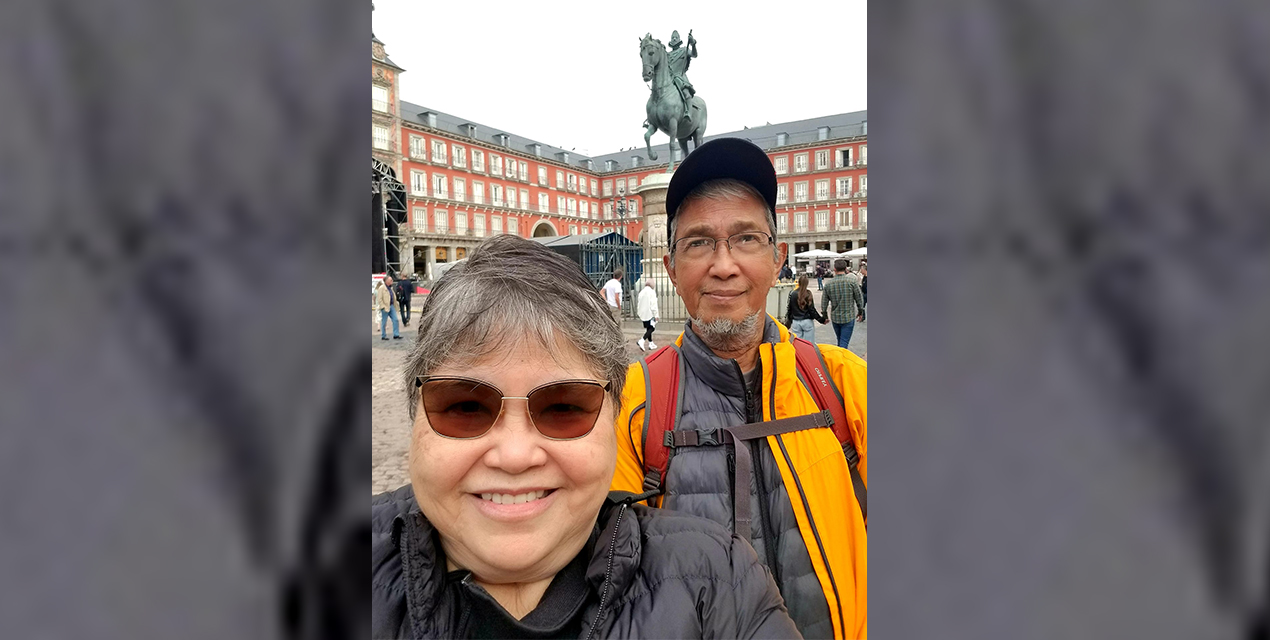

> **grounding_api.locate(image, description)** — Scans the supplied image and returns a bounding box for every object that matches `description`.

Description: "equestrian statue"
[639,30,707,171]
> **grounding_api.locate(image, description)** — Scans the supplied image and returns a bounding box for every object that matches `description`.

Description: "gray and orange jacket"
[612,316,868,638]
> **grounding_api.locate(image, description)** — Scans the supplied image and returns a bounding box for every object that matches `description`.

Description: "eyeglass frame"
[669,230,776,260]
[413,375,613,441]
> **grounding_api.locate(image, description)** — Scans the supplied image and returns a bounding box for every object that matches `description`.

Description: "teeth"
[479,490,548,505]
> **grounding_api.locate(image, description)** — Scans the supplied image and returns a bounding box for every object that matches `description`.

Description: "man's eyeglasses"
[414,376,612,440]
[671,231,774,261]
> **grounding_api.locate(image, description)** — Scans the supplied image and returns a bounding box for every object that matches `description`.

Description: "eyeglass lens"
[420,378,606,440]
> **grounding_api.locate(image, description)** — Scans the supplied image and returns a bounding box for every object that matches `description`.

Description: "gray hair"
[403,235,628,418]
[668,178,779,266]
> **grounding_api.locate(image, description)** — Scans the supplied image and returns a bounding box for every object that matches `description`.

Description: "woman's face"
[409,336,617,585]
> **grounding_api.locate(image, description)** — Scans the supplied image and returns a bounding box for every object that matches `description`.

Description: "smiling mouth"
[476,489,555,505]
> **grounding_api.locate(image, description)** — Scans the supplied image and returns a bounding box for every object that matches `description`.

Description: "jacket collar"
[679,316,784,396]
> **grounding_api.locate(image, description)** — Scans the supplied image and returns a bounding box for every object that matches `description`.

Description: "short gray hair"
[403,235,628,418]
[668,179,779,266]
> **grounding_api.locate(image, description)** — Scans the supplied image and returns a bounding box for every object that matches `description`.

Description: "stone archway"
[531,220,558,237]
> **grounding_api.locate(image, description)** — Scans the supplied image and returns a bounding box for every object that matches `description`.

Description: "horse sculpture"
[640,34,707,172]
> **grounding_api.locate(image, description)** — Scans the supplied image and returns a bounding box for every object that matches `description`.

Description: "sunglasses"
[415,376,612,440]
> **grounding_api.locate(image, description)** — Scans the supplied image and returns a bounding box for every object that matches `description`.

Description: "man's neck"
[688,323,763,373]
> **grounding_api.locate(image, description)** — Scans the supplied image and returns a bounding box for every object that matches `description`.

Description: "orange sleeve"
[610,362,648,495]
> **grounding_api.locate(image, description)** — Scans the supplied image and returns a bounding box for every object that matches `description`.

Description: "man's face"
[664,193,785,326]
[384,276,393,286]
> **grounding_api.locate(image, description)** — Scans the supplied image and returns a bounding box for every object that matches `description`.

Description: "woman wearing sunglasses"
[372,235,800,639]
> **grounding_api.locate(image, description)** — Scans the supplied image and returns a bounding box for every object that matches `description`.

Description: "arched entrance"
[531,220,558,237]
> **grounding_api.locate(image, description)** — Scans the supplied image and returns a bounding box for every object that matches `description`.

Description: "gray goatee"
[688,310,763,353]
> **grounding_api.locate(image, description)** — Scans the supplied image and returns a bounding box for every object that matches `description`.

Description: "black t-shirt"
[447,543,594,639]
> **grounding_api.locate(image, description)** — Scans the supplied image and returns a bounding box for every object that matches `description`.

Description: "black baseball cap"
[665,137,778,228]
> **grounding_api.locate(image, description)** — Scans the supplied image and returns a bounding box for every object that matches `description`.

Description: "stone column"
[634,172,683,320]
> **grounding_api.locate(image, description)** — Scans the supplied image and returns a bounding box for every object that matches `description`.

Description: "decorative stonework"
[373,67,392,85]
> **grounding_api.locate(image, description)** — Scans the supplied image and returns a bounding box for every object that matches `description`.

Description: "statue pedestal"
[634,172,683,319]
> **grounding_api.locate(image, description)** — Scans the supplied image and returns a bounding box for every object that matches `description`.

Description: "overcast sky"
[372,0,866,157]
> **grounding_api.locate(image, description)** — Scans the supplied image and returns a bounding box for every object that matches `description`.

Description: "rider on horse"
[667,30,697,123]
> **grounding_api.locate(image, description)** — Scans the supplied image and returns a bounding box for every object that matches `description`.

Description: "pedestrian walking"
[636,279,660,351]
[860,263,867,307]
[375,275,402,340]
[815,263,826,290]
[602,267,624,326]
[819,258,865,350]
[395,272,414,326]
[784,275,826,340]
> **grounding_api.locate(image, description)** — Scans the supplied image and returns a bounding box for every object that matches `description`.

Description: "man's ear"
[663,253,677,289]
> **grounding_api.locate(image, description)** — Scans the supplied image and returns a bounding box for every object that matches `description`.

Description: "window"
[794,182,808,203]
[519,189,529,210]
[373,125,389,150]
[859,174,867,195]
[411,170,426,196]
[593,201,601,218]
[452,145,466,168]
[538,166,547,185]
[556,171,565,189]
[836,209,850,229]
[815,179,829,201]
[472,182,485,205]
[795,212,808,233]
[859,207,867,228]
[472,149,485,172]
[567,174,577,191]
[627,177,638,192]
[776,183,788,205]
[455,212,467,235]
[602,180,613,196]
[518,161,528,181]
[628,199,638,216]
[569,224,579,235]
[505,159,516,179]
[557,196,566,214]
[432,174,448,199]
[434,210,449,233]
[579,201,588,217]
[372,85,389,112]
[431,140,447,164]
[491,216,503,234]
[412,207,426,232]
[837,147,852,167]
[860,145,867,165]
[815,150,829,170]
[567,198,577,216]
[837,177,852,198]
[603,202,611,218]
[777,213,789,234]
[815,210,828,231]
[794,153,808,172]
[579,178,587,195]
[453,178,466,202]
[473,214,486,237]
[508,217,518,236]
[491,184,504,207]
[774,156,788,175]
[590,179,598,195]
[538,193,549,213]
[506,187,517,208]
[409,135,425,159]
[491,155,503,176]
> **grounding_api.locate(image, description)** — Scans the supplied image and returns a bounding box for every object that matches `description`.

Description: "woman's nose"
[482,400,548,473]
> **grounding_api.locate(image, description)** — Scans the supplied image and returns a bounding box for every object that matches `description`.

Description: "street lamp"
[611,182,628,239]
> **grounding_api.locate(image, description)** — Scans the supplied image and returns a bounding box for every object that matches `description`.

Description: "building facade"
[373,34,866,280]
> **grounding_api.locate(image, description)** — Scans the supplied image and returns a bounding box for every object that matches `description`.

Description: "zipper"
[583,503,627,640]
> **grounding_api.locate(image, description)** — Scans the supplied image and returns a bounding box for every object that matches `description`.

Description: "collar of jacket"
[392,491,645,636]
[679,315,784,396]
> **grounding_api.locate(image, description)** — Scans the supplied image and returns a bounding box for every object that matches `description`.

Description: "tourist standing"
[602,267,624,326]
[636,279,660,351]
[819,258,865,350]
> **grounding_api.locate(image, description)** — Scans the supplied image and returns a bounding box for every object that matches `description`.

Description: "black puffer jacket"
[372,485,802,639]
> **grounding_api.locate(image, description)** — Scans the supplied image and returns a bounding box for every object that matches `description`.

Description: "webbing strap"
[725,412,831,541]
[844,441,867,521]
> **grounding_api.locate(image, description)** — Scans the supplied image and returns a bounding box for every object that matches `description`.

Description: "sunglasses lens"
[421,378,502,438]
[528,382,607,439]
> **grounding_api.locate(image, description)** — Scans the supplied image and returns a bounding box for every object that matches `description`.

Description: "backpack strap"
[790,337,867,521]
[639,344,683,499]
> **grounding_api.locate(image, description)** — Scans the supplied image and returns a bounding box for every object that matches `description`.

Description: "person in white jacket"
[636,279,660,351]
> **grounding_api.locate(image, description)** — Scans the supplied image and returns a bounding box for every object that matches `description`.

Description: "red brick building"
[373,34,866,280]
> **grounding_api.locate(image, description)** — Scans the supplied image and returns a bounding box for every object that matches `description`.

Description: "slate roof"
[399,100,866,175]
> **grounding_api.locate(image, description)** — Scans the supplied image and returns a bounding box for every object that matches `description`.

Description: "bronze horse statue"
[639,34,707,172]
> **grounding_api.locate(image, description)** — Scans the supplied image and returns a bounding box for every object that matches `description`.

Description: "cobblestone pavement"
[371,292,866,494]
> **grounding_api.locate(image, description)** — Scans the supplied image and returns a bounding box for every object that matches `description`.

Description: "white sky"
[372,0,866,157]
